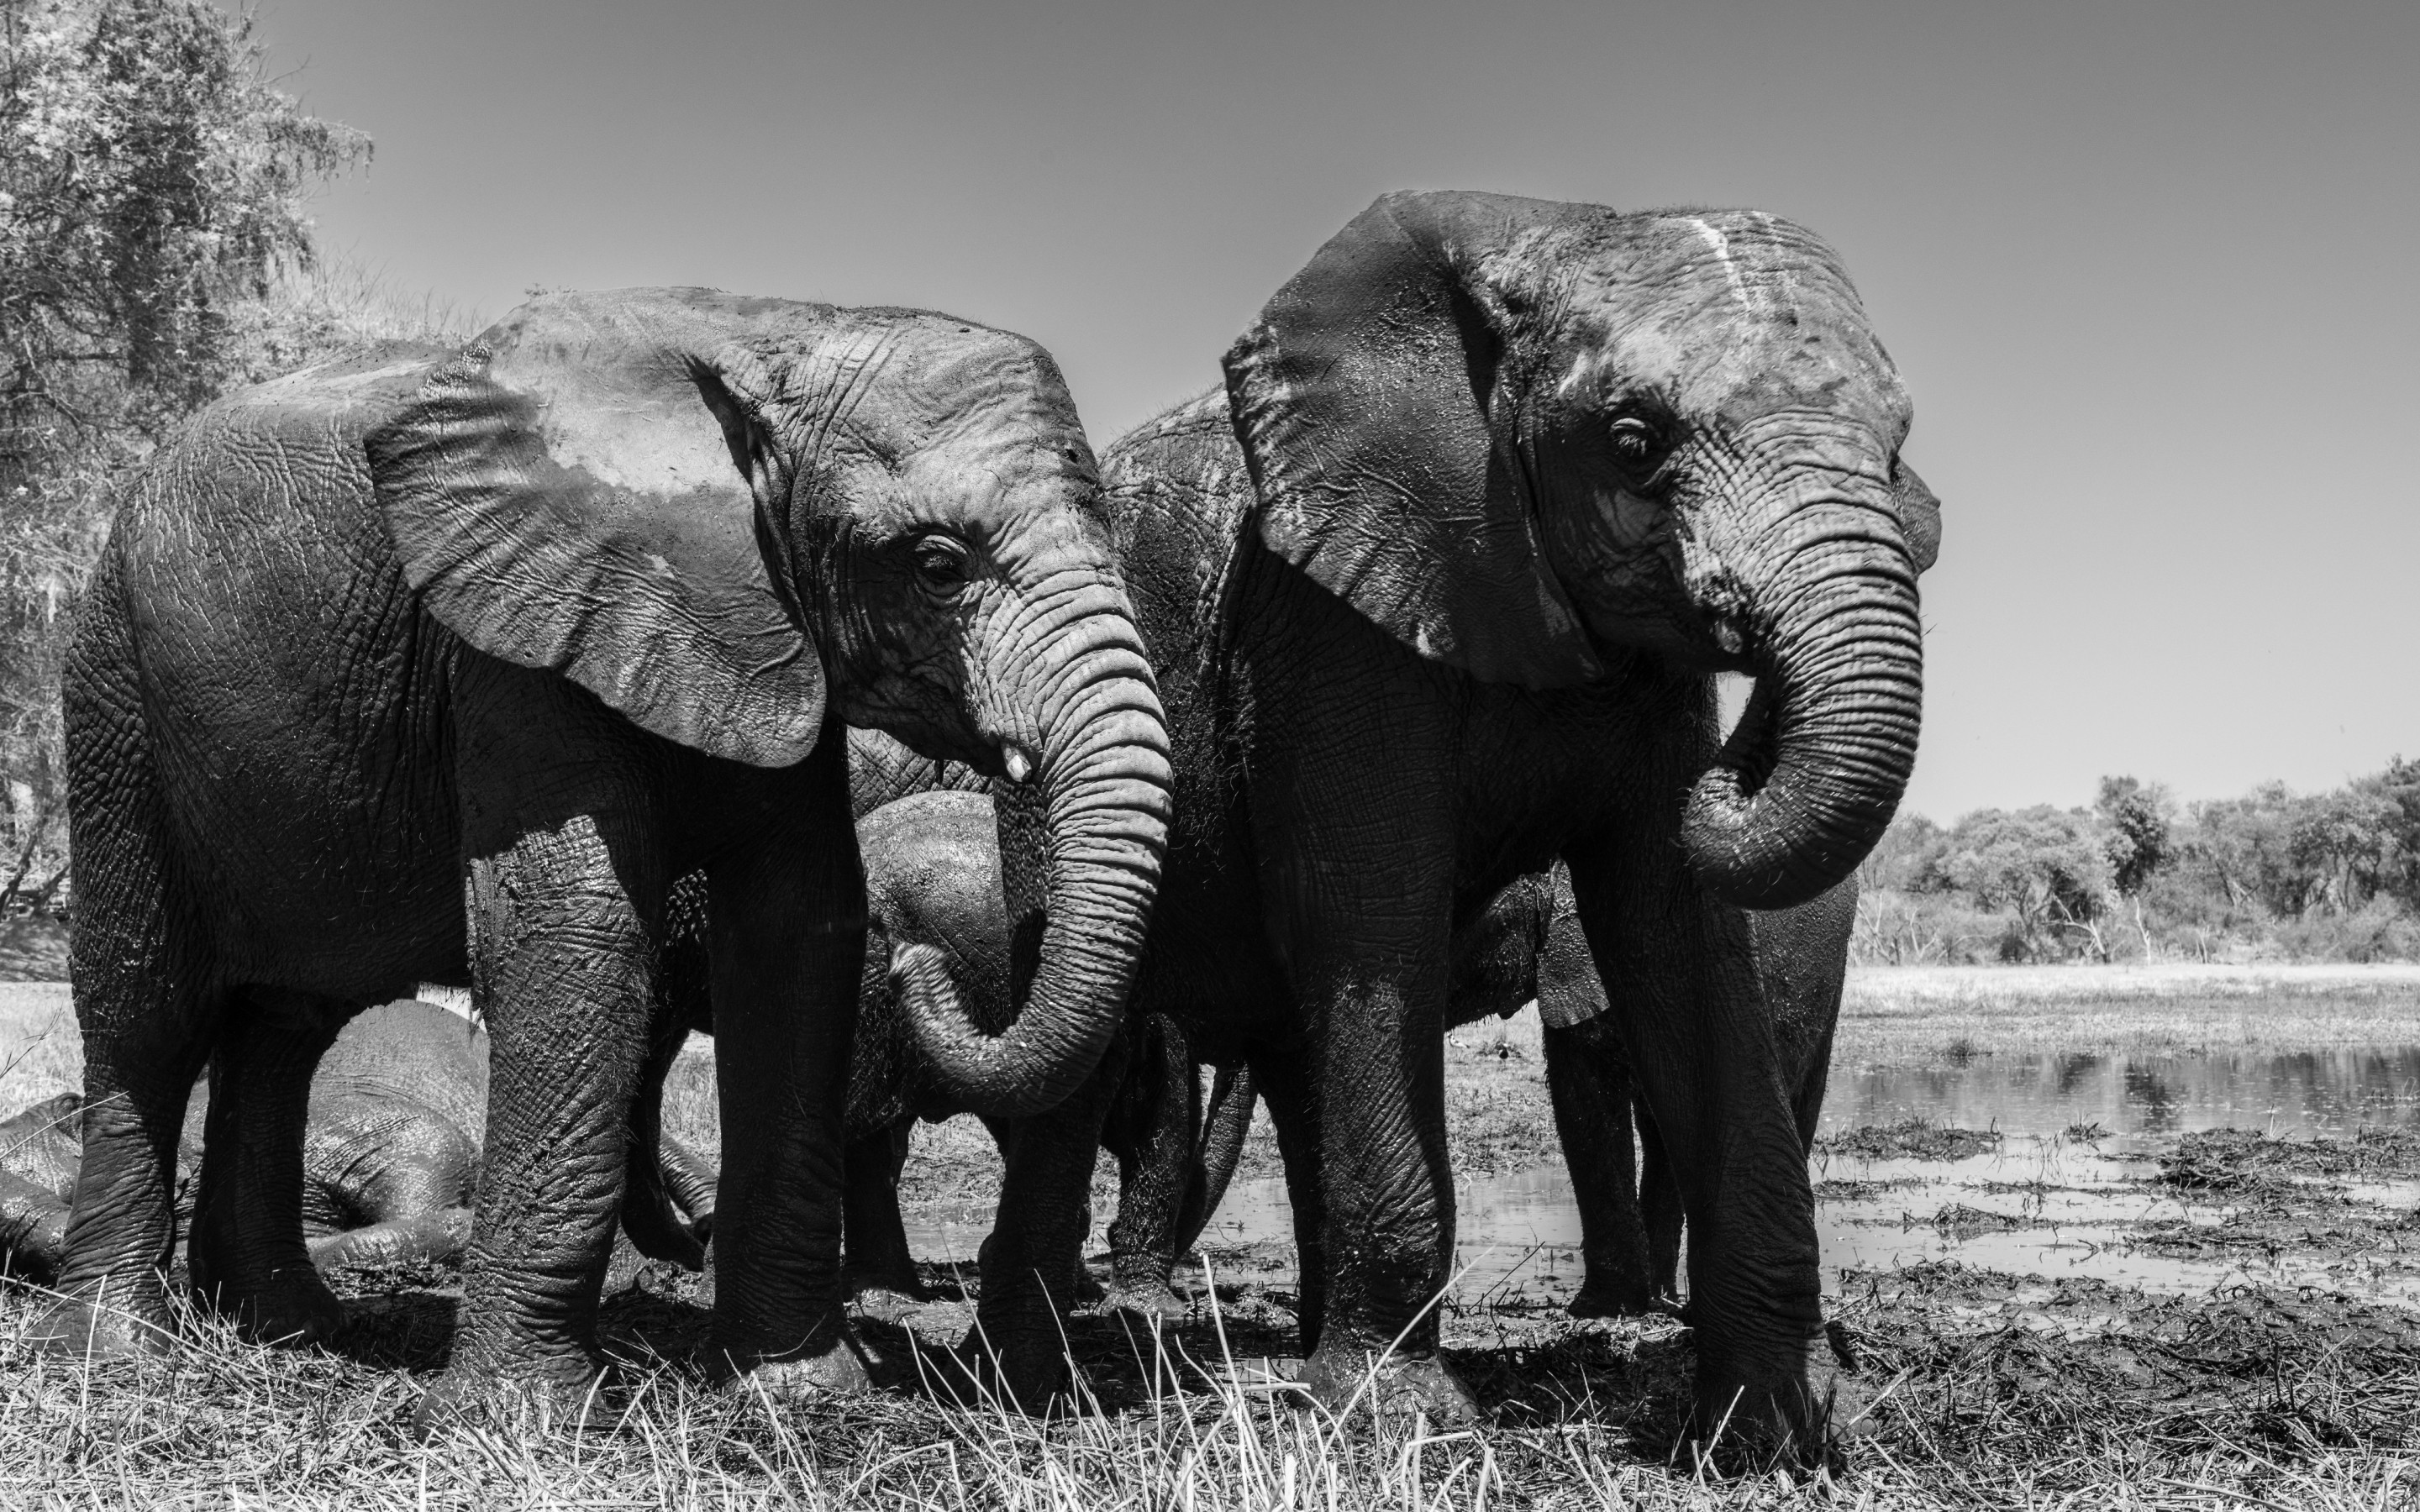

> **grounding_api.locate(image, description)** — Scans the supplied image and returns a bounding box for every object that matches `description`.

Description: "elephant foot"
[946,1324,1076,1415]
[1565,1278,1658,1320]
[26,1281,178,1360]
[704,1314,877,1403]
[1296,1345,1481,1425]
[726,1347,876,1404]
[1683,1342,1844,1474]
[413,1361,621,1440]
[1099,1275,1189,1326]
[844,1258,928,1311]
[192,1261,345,1347]
[308,1210,475,1273]
[847,1284,926,1326]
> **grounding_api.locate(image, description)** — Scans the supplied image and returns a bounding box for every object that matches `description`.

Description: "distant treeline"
[1856,768,2420,965]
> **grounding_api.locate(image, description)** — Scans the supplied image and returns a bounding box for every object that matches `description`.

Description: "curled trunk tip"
[1681,573,1923,911]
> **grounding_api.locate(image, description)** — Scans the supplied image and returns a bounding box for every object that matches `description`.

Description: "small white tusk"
[1003,746,1033,785]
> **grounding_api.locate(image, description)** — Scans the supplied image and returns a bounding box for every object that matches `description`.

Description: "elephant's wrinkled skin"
[1542,875,1855,1320]
[1107,869,1854,1322]
[0,999,718,1284]
[50,287,1170,1426]
[881,192,1933,1454]
[641,745,1230,1390]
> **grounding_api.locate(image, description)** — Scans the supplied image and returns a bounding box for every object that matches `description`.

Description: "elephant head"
[365,288,1170,1116]
[1226,193,1934,907]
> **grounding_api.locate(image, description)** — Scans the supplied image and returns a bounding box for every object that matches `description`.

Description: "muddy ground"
[308,1016,2420,1483]
[2,974,2415,1503]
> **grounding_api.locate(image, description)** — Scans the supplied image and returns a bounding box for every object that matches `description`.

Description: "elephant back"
[1097,389,1255,774]
[311,998,490,1142]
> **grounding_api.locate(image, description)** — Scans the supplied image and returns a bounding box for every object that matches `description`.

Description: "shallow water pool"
[1185,1042,2420,1306]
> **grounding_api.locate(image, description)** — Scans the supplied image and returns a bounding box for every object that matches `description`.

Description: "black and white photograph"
[1,1,2414,1504]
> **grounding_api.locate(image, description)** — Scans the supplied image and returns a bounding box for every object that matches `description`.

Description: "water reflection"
[1819,1045,2420,1148]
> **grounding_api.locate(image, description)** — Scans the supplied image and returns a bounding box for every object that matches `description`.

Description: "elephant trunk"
[1681,489,1923,911]
[1176,1064,1255,1256]
[898,591,1171,1120]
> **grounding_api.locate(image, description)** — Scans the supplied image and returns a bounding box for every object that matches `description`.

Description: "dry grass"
[0,980,75,1104]
[1836,963,2420,1067]
[0,1264,2412,1511]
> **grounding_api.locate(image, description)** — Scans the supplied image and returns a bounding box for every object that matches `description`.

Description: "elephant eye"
[1607,417,1668,478]
[911,533,971,597]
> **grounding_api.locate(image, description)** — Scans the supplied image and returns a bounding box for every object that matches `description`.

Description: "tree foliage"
[2096,775,2172,896]
[1929,806,2114,959]
[1,0,368,444]
[1,0,373,907]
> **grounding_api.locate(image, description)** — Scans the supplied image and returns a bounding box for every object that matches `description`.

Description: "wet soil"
[8,981,2418,1488]
[293,1115,2420,1478]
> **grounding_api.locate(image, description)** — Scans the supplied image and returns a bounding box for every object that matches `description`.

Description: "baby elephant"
[645,786,1209,1367]
[0,999,717,1286]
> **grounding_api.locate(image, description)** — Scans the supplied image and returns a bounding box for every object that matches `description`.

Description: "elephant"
[0,998,718,1284]
[1101,869,1857,1324]
[45,286,1172,1428]
[1070,863,1851,1325]
[882,192,1936,1457]
[634,748,1243,1384]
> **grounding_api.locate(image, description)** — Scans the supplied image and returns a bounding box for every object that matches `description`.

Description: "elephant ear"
[366,289,826,768]
[1891,458,1942,575]
[1223,191,1602,688]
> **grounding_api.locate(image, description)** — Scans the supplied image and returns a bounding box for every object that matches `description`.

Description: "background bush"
[1855,759,2420,965]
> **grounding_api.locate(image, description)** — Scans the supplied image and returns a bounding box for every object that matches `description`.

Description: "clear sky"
[242,0,2419,822]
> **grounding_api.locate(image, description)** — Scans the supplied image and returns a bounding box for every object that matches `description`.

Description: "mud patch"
[1839,1263,2420,1461]
[1822,1116,2006,1162]
[2160,1126,2420,1191]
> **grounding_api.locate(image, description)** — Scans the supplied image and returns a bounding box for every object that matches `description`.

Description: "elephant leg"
[1252,958,1474,1425]
[842,1123,923,1306]
[308,1209,473,1270]
[1245,1050,1327,1351]
[967,1037,1126,1409]
[1563,811,1828,1458]
[1249,794,1471,1417]
[423,828,661,1425]
[186,989,350,1345]
[304,1104,480,1274]
[1101,1016,1198,1322]
[29,711,221,1357]
[0,1168,71,1283]
[1634,1094,1685,1304]
[702,729,871,1399]
[418,675,672,1428]
[1544,1020,1655,1319]
[1180,1064,1255,1254]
